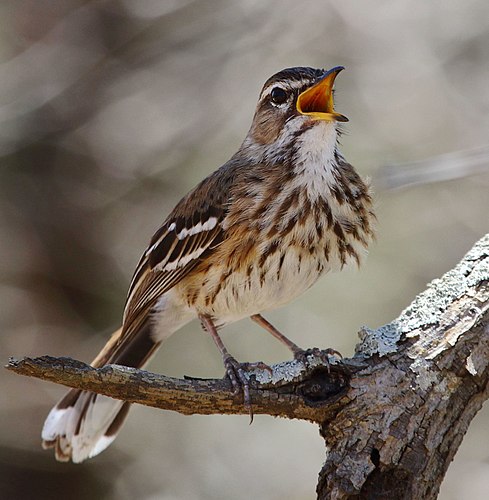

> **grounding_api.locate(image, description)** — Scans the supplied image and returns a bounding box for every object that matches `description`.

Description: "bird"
[41,66,375,463]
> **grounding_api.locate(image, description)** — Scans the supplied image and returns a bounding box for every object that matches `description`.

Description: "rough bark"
[7,353,353,422]
[317,233,489,499]
[6,234,489,499]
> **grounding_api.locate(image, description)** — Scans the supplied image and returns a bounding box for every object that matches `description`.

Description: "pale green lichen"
[356,323,402,357]
[247,353,339,386]
[356,233,489,358]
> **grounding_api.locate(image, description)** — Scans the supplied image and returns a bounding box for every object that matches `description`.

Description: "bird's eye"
[270,87,288,105]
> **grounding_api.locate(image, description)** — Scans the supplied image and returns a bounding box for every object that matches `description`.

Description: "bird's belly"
[191,247,329,325]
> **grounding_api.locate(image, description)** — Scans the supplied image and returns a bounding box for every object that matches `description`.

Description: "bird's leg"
[251,314,303,355]
[251,314,342,367]
[199,314,253,418]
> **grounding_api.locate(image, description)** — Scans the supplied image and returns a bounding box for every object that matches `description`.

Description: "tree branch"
[6,353,353,422]
[318,233,489,499]
[6,233,489,499]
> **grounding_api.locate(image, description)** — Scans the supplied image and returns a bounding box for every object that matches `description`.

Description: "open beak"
[296,66,348,122]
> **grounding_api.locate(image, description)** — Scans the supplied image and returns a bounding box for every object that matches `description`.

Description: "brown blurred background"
[1,1,488,499]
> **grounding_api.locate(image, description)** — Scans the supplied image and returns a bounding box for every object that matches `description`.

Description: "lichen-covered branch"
[6,353,353,423]
[317,233,489,499]
[5,233,489,500]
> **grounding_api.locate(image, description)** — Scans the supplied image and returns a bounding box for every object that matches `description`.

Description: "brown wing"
[122,164,238,335]
[123,209,224,327]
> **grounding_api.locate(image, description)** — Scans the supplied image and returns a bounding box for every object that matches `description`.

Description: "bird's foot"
[222,357,272,422]
[223,355,254,421]
[292,347,343,372]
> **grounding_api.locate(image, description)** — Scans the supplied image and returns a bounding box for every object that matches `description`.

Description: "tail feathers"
[42,322,160,462]
[42,390,128,463]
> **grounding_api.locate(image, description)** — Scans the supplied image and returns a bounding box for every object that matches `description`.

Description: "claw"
[223,355,253,422]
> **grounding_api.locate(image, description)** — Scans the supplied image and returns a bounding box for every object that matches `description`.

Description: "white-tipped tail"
[42,293,194,462]
[42,391,126,463]
[42,324,158,463]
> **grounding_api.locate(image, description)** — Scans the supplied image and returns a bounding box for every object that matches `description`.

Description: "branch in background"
[375,145,489,191]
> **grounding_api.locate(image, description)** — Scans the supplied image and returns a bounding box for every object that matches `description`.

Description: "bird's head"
[242,66,348,161]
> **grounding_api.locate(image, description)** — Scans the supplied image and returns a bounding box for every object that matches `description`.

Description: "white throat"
[242,117,338,168]
[291,120,339,201]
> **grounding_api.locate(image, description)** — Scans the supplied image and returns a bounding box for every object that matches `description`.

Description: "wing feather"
[121,159,241,337]
[123,209,225,327]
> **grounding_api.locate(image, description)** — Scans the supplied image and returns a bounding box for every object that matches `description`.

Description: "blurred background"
[1,1,488,498]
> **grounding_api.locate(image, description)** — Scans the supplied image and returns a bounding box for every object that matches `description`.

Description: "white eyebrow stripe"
[176,217,218,240]
[260,80,309,100]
